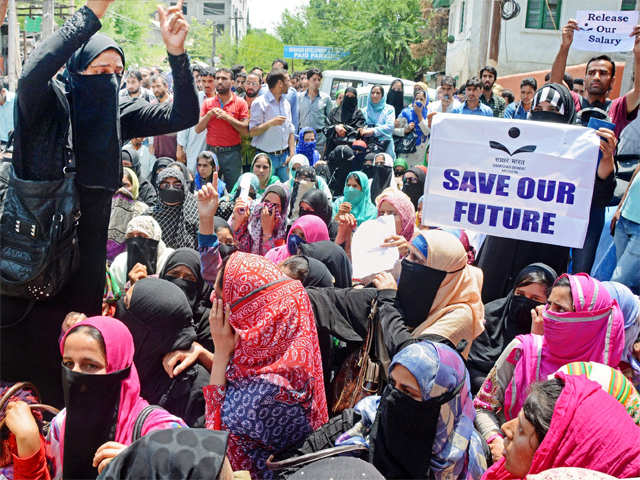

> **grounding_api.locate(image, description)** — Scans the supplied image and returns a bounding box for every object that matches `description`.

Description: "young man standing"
[479,66,506,117]
[195,67,249,187]
[298,68,332,155]
[503,77,537,120]
[149,74,178,159]
[250,69,295,181]
[119,70,154,102]
[240,72,262,172]
[260,59,299,132]
[451,77,494,117]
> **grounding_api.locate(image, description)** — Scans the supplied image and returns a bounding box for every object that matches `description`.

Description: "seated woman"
[231,184,288,256]
[287,166,334,223]
[360,85,396,159]
[474,273,625,464]
[121,147,157,206]
[110,216,173,291]
[204,252,328,479]
[46,317,186,479]
[280,255,334,288]
[394,89,430,168]
[332,172,378,226]
[107,167,148,262]
[265,214,330,264]
[468,264,557,393]
[116,277,209,427]
[336,340,487,479]
[376,188,416,255]
[372,229,484,359]
[325,87,365,157]
[402,166,426,209]
[299,240,352,289]
[285,155,332,206]
[393,157,408,190]
[327,145,356,197]
[150,157,173,190]
[367,153,396,201]
[194,151,226,197]
[299,188,339,241]
[217,172,259,220]
[230,153,279,199]
[483,374,640,479]
[603,281,640,387]
[96,429,234,480]
[295,127,320,165]
[148,166,199,249]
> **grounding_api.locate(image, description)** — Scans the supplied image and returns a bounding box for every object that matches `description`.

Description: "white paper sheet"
[573,10,638,53]
[351,215,398,280]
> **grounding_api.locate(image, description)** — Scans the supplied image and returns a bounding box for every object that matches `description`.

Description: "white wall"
[446,0,631,81]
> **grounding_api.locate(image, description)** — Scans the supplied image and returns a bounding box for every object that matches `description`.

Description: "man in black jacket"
[1,0,199,407]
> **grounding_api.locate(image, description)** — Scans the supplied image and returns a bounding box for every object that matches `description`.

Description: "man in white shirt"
[0,82,16,144]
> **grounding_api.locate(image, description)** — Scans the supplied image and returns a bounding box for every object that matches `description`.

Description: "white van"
[320,70,415,100]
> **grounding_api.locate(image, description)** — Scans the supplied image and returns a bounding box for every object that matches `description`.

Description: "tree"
[411,0,450,75]
[216,30,284,71]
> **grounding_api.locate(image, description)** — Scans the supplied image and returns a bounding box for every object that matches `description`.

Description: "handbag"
[0,109,80,300]
[330,299,390,415]
[394,130,417,154]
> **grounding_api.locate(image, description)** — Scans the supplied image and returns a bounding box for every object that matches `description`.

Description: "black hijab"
[97,428,229,480]
[300,188,333,226]
[386,80,404,118]
[170,161,194,193]
[529,83,577,124]
[65,33,125,191]
[121,146,141,179]
[299,240,352,288]
[303,256,334,287]
[151,157,173,188]
[467,263,557,390]
[340,86,359,123]
[402,167,426,208]
[368,156,394,202]
[159,247,210,318]
[327,145,355,197]
[115,278,208,427]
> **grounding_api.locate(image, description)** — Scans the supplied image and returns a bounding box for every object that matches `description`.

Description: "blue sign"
[283,45,350,61]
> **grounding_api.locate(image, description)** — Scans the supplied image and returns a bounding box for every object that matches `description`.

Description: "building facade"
[172,0,248,41]
[440,0,637,82]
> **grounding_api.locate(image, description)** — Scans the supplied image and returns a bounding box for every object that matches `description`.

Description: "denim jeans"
[571,204,605,274]
[267,151,290,182]
[612,215,640,293]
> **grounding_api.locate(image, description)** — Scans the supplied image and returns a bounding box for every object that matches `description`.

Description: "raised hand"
[157,0,189,56]
[561,19,579,49]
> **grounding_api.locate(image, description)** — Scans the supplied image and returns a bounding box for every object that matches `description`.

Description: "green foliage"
[215,30,284,71]
[187,17,215,62]
[275,0,432,78]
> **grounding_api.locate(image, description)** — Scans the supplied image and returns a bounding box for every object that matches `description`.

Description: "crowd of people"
[2,0,640,479]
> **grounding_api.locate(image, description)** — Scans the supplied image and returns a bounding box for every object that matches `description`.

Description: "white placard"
[573,10,638,52]
[423,114,600,249]
[351,215,398,280]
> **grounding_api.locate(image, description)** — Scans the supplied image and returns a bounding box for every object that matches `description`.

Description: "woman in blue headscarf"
[396,89,430,167]
[194,151,226,197]
[336,340,487,479]
[296,127,321,165]
[332,171,377,226]
[361,85,396,159]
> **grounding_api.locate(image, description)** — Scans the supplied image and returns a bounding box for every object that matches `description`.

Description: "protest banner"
[423,114,600,249]
[573,10,638,52]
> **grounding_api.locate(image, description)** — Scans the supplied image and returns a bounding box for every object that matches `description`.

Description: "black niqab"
[97,428,229,480]
[159,247,209,316]
[65,33,125,191]
[529,82,577,125]
[299,241,352,288]
[300,188,333,226]
[340,87,359,123]
[327,145,355,197]
[386,80,404,118]
[402,167,426,208]
[303,256,334,287]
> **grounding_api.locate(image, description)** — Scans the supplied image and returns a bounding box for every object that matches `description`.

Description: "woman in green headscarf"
[393,157,408,189]
[229,152,279,198]
[332,171,378,226]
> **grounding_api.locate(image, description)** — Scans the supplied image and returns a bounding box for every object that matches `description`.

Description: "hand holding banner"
[423,114,600,249]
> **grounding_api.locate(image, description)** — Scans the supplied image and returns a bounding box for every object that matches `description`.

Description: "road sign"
[283,45,349,61]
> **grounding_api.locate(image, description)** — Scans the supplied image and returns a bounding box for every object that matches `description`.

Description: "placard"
[574,10,638,52]
[423,114,600,249]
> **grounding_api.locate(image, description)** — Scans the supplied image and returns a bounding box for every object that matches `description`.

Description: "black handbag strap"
[132,405,162,442]
[266,444,368,471]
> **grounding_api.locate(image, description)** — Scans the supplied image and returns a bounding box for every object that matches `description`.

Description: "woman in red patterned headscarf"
[203,252,328,480]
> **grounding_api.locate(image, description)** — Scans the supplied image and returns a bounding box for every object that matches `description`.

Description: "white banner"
[573,10,638,52]
[423,114,600,249]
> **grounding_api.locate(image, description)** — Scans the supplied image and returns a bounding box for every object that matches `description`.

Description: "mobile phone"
[415,101,423,108]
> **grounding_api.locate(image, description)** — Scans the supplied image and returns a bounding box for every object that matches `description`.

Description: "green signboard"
[25,16,42,33]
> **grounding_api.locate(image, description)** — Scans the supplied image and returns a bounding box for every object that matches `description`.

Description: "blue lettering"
[556,182,575,205]
[468,203,485,225]
[486,204,503,226]
[453,201,467,222]
[541,212,556,234]
[478,173,497,194]
[496,175,510,196]
[521,210,540,232]
[443,169,460,190]
[517,177,535,199]
[536,180,556,202]
[503,207,521,229]
[460,171,477,192]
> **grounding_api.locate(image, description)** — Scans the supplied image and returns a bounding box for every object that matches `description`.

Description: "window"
[459,1,465,33]
[169,1,188,14]
[330,79,363,99]
[204,2,225,16]
[216,24,225,35]
[525,0,562,30]
[621,0,636,10]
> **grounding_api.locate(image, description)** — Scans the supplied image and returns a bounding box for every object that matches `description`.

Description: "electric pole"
[42,0,55,40]
[7,0,19,90]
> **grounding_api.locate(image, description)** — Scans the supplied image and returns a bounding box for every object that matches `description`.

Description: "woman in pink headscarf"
[483,373,640,479]
[265,214,330,264]
[44,316,185,479]
[376,188,416,258]
[474,273,625,464]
